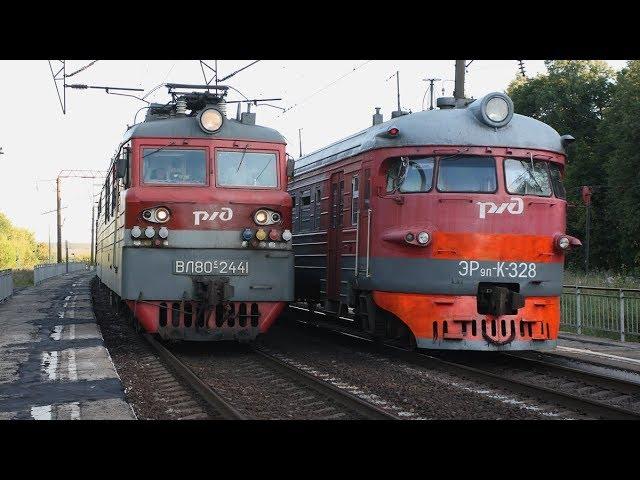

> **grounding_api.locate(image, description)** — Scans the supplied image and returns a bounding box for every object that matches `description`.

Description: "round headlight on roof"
[198,108,223,133]
[485,96,510,122]
[471,92,514,128]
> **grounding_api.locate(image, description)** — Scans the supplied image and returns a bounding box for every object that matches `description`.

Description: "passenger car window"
[216,150,278,187]
[504,158,552,197]
[143,148,206,185]
[437,156,497,193]
[548,162,566,199]
[386,156,435,193]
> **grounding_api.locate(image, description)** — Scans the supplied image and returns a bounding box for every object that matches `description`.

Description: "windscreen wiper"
[254,157,273,182]
[142,141,176,158]
[235,144,250,173]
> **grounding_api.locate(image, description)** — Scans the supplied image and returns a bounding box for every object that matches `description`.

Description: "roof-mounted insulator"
[175,98,187,116]
[372,107,383,126]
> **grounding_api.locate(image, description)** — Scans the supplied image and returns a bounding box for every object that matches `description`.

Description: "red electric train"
[96,85,294,341]
[289,92,580,350]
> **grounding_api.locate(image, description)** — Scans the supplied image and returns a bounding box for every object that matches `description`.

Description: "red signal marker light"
[388,127,399,136]
[269,229,281,241]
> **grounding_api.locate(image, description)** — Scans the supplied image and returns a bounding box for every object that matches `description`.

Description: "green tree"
[507,60,616,270]
[0,211,48,270]
[599,61,640,272]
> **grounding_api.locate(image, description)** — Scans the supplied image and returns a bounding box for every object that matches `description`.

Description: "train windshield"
[386,156,435,193]
[548,162,566,199]
[216,150,278,188]
[504,158,552,197]
[142,148,206,185]
[437,156,497,193]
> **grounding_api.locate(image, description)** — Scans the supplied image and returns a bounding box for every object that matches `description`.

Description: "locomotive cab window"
[437,156,497,193]
[386,156,435,193]
[216,150,278,188]
[504,158,552,197]
[548,162,566,199]
[142,148,207,185]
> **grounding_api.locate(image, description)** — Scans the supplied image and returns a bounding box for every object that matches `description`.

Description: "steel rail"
[284,308,640,420]
[143,334,246,420]
[251,347,401,420]
[502,351,640,394]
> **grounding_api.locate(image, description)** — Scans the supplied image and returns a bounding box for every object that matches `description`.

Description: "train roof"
[122,114,286,145]
[294,106,565,176]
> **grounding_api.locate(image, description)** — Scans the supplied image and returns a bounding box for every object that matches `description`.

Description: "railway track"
[145,334,399,420]
[284,306,640,420]
[143,334,245,420]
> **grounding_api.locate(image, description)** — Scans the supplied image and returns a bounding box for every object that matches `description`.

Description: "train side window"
[300,190,312,232]
[437,156,497,193]
[351,175,359,224]
[104,173,111,223]
[504,158,552,197]
[548,163,566,199]
[111,166,118,216]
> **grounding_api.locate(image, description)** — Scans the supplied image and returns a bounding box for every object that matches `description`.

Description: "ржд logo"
[477,197,524,219]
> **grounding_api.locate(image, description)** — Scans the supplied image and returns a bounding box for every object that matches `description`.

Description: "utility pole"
[55,169,107,264]
[65,240,69,273]
[454,60,466,101]
[424,77,441,110]
[90,204,95,265]
[56,177,62,263]
[94,204,99,267]
[298,128,303,158]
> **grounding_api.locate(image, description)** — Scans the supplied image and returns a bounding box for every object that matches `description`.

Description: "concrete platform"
[555,331,640,374]
[0,270,135,420]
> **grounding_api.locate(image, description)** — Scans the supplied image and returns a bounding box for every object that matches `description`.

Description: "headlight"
[142,207,170,224]
[282,229,292,241]
[131,226,142,238]
[254,209,281,226]
[471,92,514,128]
[155,207,170,223]
[417,231,430,245]
[255,210,269,225]
[145,226,155,238]
[558,236,570,250]
[198,108,223,133]
[158,227,169,239]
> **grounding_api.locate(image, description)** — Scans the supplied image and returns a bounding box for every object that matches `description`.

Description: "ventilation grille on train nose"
[157,302,262,329]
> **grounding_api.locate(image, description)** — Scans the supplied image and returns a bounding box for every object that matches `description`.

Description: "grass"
[564,269,640,289]
[11,269,33,288]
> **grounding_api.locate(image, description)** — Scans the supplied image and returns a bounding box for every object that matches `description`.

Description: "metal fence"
[0,269,12,302]
[561,285,640,342]
[33,262,89,286]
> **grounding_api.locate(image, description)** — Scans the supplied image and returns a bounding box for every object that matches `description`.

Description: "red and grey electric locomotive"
[96,85,294,341]
[289,92,580,351]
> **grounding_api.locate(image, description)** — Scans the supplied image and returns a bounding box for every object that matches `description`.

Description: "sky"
[0,59,628,245]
